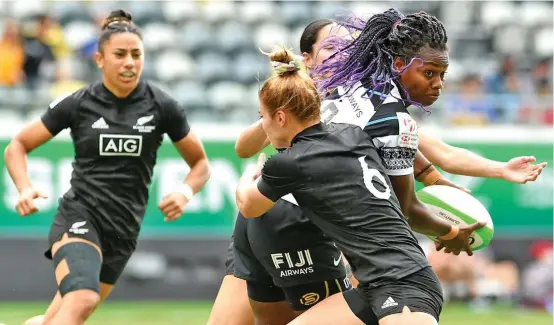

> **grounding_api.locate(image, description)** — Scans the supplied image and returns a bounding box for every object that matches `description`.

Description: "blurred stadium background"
[0,0,552,324]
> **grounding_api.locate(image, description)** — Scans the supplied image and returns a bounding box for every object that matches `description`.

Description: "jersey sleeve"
[256,152,300,202]
[364,110,419,176]
[41,93,77,136]
[162,98,191,142]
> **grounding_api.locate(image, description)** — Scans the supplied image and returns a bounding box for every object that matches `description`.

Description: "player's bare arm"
[4,120,53,216]
[389,174,485,256]
[159,131,211,222]
[235,119,271,158]
[236,154,275,218]
[418,130,547,183]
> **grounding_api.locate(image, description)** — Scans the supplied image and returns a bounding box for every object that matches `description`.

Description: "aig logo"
[99,134,142,156]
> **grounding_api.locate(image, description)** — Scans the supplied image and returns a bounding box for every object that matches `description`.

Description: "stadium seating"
[0,1,551,125]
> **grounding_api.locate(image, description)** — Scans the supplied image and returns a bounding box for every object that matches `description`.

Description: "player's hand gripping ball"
[159,192,190,222]
[417,185,494,254]
[16,186,48,217]
[433,177,471,194]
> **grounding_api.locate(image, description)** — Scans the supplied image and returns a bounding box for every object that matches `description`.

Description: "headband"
[271,60,301,75]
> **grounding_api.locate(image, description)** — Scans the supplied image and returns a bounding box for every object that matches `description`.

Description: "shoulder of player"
[48,84,90,110]
[365,103,416,134]
[143,81,181,109]
[264,149,302,174]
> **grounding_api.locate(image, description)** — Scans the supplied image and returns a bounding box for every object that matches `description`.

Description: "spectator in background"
[521,240,553,312]
[483,55,524,123]
[447,74,497,125]
[520,57,553,125]
[532,57,553,94]
[49,63,87,100]
[486,55,515,94]
[78,14,104,82]
[22,14,56,91]
[40,15,71,60]
[0,19,25,87]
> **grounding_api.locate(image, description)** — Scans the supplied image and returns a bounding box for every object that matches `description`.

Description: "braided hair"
[314,8,448,105]
[98,9,142,52]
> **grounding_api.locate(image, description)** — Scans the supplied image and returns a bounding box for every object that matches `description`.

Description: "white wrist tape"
[175,183,194,201]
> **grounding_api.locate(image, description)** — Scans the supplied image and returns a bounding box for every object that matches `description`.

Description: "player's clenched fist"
[16,186,48,217]
[158,192,189,222]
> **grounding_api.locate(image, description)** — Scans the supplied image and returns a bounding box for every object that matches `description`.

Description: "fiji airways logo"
[133,115,155,133]
[271,249,314,277]
[99,134,142,156]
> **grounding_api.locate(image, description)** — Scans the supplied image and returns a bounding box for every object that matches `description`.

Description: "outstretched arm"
[419,130,547,183]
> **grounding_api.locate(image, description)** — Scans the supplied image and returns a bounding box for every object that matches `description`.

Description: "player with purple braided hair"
[288,8,452,325]
[314,8,448,108]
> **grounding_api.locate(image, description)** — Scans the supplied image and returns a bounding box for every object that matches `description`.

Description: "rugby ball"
[416,185,494,251]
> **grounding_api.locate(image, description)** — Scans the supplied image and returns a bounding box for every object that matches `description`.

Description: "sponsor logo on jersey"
[300,292,320,306]
[343,275,352,289]
[91,117,109,129]
[333,254,342,266]
[133,115,155,133]
[271,249,314,277]
[381,297,398,309]
[68,221,89,235]
[99,134,142,156]
[397,112,418,149]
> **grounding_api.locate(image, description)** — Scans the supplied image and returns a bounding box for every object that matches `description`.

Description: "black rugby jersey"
[257,123,429,288]
[41,80,190,237]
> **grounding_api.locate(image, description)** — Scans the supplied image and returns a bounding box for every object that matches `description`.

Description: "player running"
[237,45,483,325]
[4,10,211,325]
[209,14,547,325]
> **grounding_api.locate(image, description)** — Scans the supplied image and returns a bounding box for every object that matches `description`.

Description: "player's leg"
[247,281,297,325]
[233,210,298,324]
[287,291,367,325]
[245,199,352,322]
[289,289,435,325]
[207,238,255,325]
[378,307,438,325]
[44,234,103,325]
[28,283,113,325]
[207,275,254,325]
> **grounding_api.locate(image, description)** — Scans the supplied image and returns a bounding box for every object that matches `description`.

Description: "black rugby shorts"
[45,194,137,285]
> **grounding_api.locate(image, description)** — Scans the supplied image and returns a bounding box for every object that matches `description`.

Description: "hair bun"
[261,46,301,76]
[101,9,133,31]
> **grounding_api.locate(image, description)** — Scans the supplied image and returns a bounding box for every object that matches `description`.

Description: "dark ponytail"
[299,19,334,54]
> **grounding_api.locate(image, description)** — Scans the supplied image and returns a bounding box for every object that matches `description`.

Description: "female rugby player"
[5,10,211,325]
[209,15,546,325]
[237,45,483,325]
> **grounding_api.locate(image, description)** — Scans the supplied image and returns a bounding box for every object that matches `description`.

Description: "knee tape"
[53,242,101,296]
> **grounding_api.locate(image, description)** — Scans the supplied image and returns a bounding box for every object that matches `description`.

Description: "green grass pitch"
[0,301,551,325]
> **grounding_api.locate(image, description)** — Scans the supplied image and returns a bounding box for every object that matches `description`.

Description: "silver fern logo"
[134,115,155,133]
